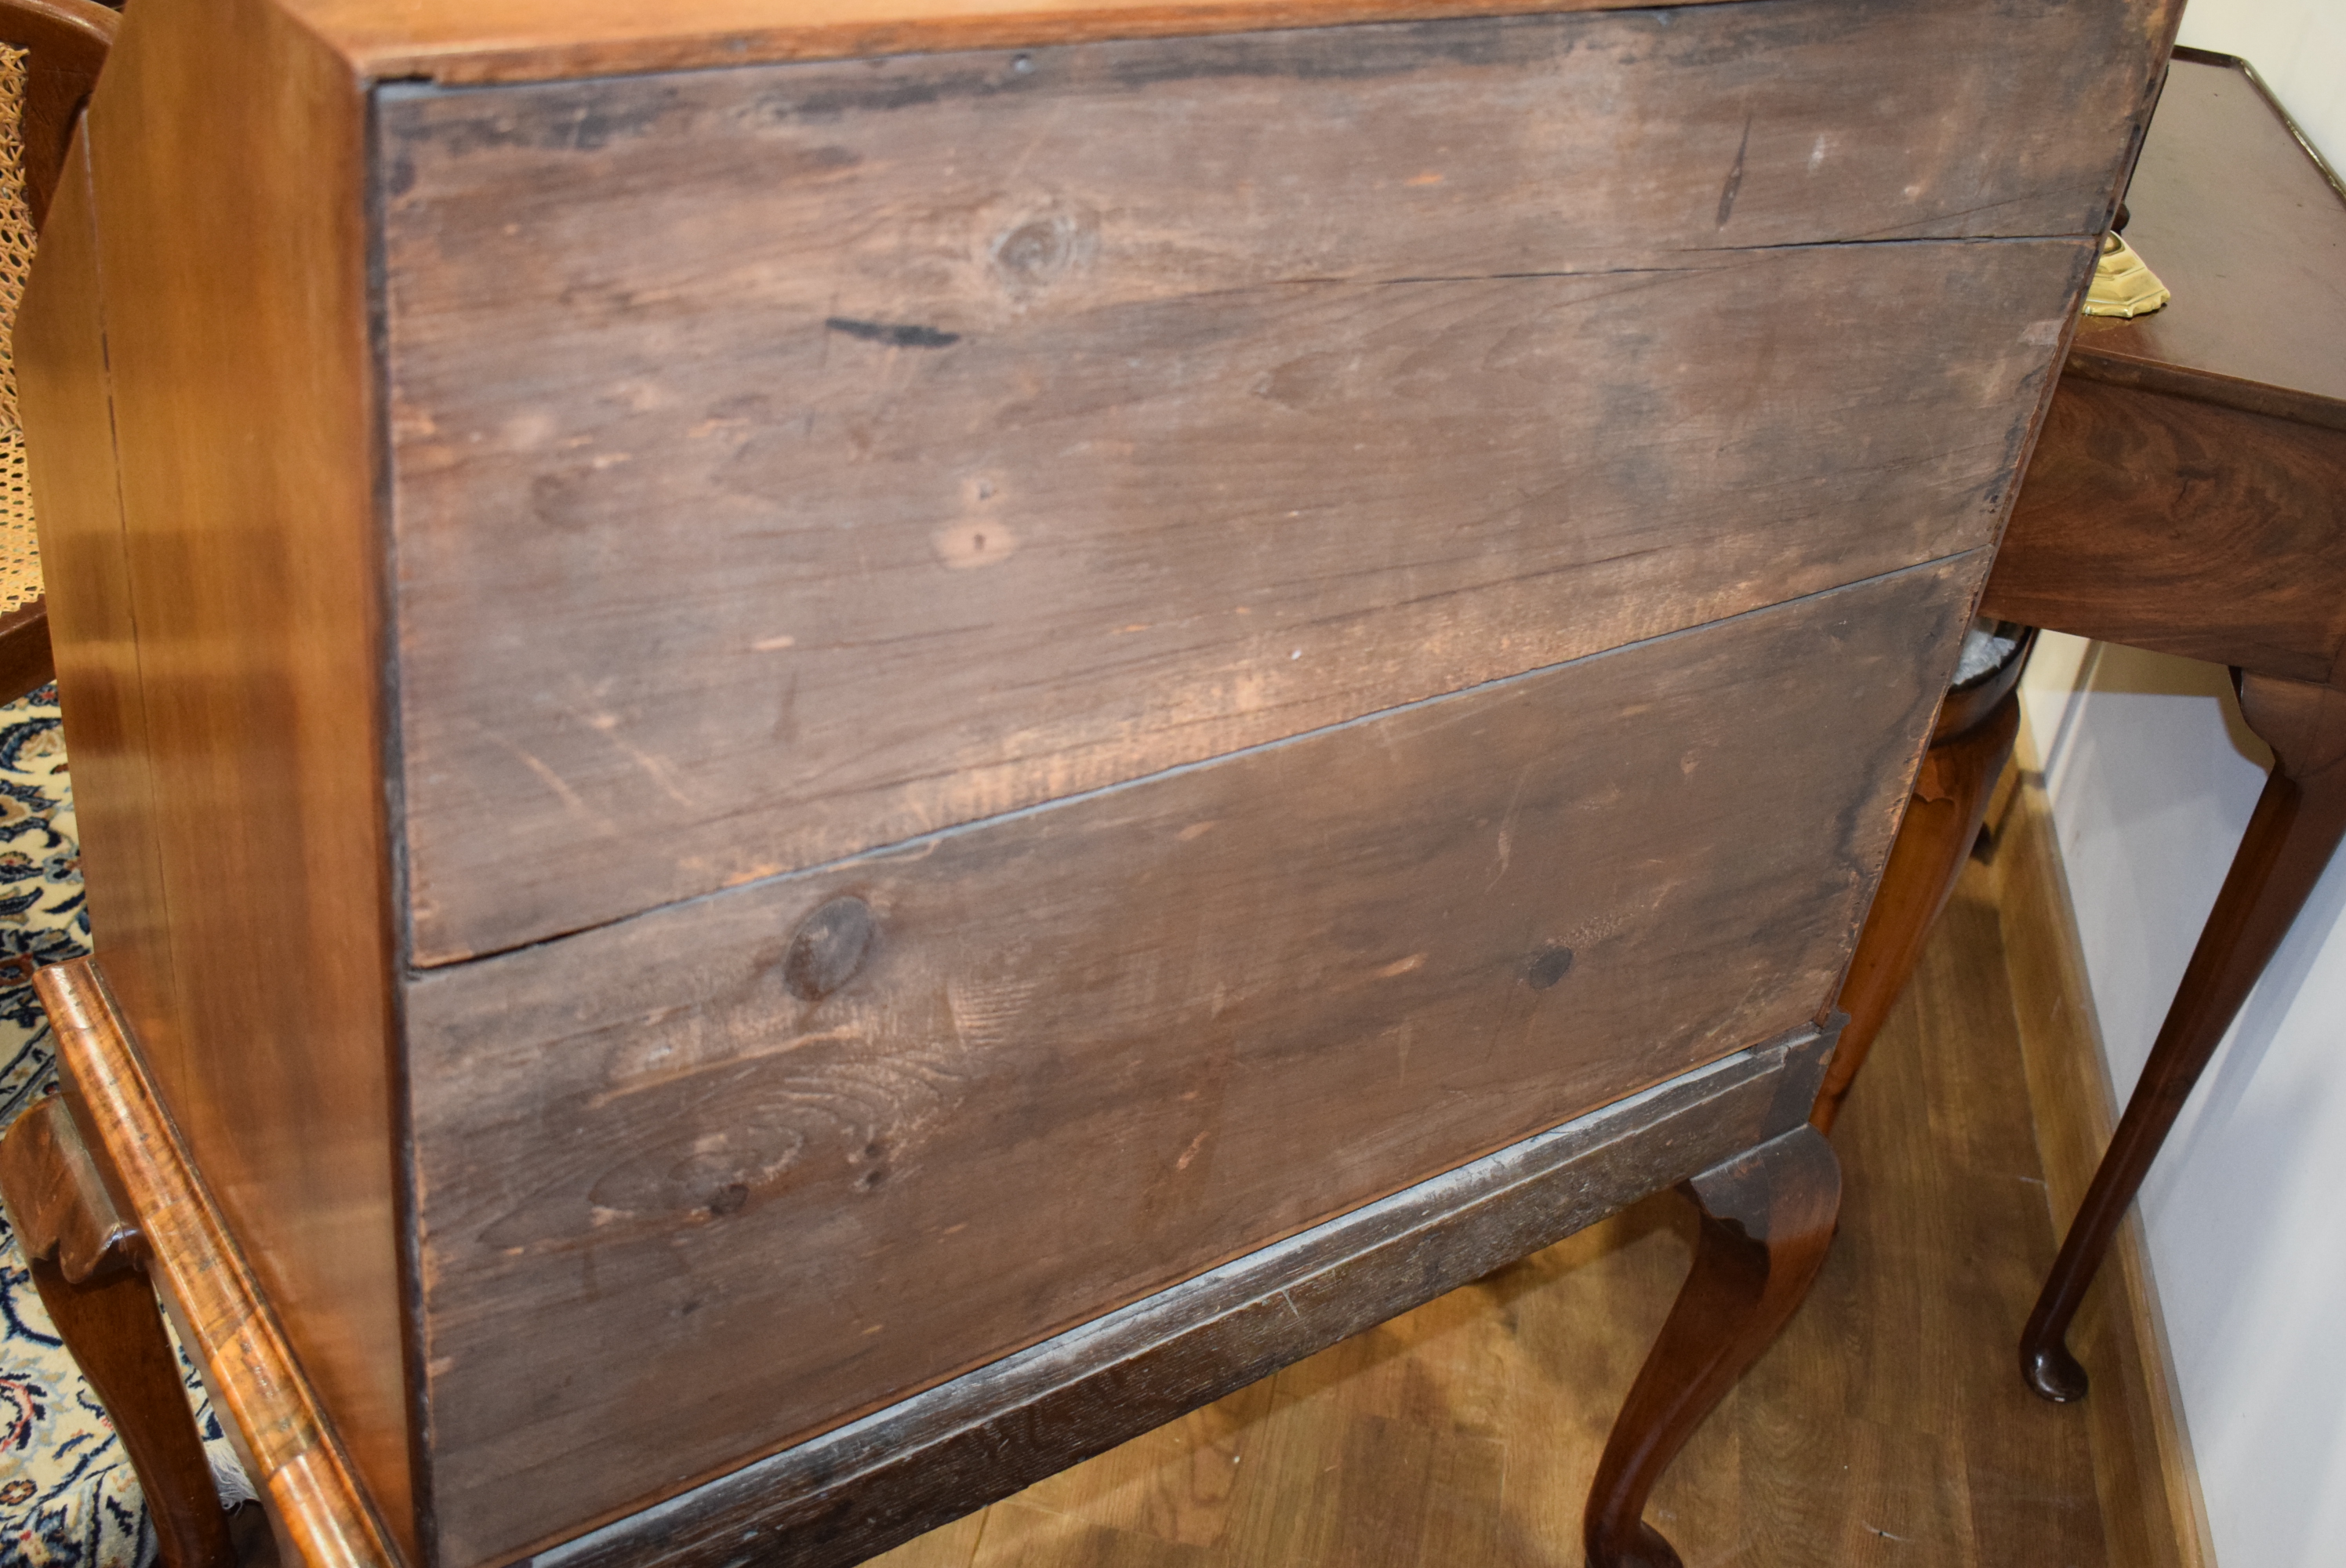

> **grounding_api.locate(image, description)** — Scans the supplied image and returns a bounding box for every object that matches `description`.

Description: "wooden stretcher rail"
[34,957,404,1568]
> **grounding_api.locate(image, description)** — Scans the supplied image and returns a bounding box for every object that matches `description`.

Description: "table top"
[2069,49,2346,430]
[274,0,1741,83]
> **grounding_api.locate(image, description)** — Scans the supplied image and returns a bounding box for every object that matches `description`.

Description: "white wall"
[2175,0,2346,179]
[2032,643,2346,1568]
[2017,9,2346,1559]
[2025,13,2346,1549]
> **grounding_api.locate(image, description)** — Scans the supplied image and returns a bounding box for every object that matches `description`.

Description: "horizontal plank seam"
[408,546,1984,974]
[1368,234,2099,286]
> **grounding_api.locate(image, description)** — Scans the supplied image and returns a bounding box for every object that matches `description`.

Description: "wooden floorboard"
[870,851,2180,1568]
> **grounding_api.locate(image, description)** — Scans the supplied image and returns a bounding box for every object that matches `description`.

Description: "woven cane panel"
[0,43,41,616]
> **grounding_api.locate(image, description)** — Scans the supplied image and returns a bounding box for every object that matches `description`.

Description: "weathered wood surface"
[17,0,2181,1557]
[862,848,2200,1568]
[35,959,407,1568]
[390,241,2075,967]
[532,1030,1829,1568]
[380,0,2164,962]
[20,0,416,1541]
[405,559,1971,1564]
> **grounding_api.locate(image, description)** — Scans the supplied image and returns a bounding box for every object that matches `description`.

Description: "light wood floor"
[869,852,2185,1568]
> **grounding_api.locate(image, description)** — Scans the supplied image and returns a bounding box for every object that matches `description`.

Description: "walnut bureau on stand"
[0,1,2177,1565]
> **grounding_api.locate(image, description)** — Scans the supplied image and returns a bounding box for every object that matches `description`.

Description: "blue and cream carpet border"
[0,686,248,1566]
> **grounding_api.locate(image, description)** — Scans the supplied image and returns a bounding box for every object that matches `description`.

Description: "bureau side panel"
[379,0,2168,964]
[405,557,1976,1566]
[19,132,181,1040]
[64,0,416,1549]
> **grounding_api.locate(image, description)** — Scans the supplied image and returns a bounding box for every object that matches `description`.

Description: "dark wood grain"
[532,1028,1831,1568]
[1583,1124,1840,1568]
[0,1094,237,1568]
[379,0,2159,963]
[2021,675,2346,1402]
[402,558,1971,1564]
[2063,51,2346,429]
[0,593,51,701]
[1983,380,2346,686]
[23,0,416,1544]
[1983,54,2346,688]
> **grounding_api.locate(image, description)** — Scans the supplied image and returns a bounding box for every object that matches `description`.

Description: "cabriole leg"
[1583,1124,1841,1568]
[2021,673,2346,1401]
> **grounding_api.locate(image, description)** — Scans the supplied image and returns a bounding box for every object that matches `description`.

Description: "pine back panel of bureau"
[16,0,2177,1561]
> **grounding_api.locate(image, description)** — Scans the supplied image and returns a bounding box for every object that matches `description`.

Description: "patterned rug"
[0,686,249,1566]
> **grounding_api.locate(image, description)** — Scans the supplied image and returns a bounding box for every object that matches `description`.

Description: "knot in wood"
[988,201,1097,292]
[1526,942,1575,990]
[782,895,876,1002]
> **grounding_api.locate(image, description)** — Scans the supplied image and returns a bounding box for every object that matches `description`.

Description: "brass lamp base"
[2082,229,2170,318]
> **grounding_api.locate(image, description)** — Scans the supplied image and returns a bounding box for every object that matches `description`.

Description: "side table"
[1828,46,2346,1402]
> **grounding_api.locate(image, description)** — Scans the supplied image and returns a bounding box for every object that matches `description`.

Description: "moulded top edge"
[291,0,1752,84]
